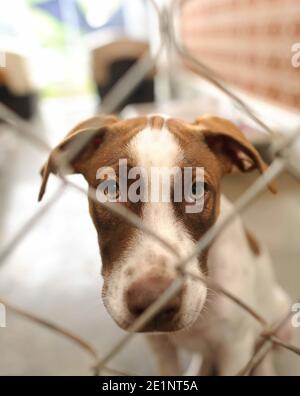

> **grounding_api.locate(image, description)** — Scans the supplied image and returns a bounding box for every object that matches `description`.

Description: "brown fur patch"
[0,70,6,85]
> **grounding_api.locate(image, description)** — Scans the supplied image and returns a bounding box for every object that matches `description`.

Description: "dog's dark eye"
[101,179,119,200]
[190,180,207,200]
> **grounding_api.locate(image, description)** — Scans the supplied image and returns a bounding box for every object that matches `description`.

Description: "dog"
[38,114,291,375]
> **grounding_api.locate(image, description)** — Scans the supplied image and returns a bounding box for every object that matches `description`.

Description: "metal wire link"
[0,0,300,377]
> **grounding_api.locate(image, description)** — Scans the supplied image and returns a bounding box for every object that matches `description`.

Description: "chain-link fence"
[0,0,300,376]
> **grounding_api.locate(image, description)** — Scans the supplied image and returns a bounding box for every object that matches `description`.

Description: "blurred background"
[0,0,300,375]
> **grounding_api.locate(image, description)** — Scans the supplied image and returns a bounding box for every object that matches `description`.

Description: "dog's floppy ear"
[38,115,118,201]
[194,114,276,193]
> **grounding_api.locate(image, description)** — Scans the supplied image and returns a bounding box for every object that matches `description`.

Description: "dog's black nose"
[125,275,182,319]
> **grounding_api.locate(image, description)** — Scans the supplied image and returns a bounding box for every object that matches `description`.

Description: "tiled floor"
[0,97,299,375]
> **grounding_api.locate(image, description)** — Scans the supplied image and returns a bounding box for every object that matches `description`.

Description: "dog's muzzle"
[124,275,183,332]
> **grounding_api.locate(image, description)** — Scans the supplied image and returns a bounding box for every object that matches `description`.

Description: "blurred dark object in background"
[0,85,36,120]
[91,39,155,113]
[0,52,37,121]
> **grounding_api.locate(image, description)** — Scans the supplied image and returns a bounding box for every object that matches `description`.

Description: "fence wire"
[1,0,300,376]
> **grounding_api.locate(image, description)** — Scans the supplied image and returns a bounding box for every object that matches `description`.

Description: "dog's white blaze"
[130,124,184,168]
[105,122,207,329]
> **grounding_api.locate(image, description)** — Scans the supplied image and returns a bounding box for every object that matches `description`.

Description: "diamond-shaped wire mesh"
[0,0,300,376]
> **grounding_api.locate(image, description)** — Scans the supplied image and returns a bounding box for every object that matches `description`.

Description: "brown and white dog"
[39,114,291,375]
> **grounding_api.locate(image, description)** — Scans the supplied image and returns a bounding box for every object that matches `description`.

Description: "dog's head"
[39,114,275,332]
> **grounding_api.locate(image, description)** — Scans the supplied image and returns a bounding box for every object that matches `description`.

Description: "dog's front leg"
[146,334,181,375]
[216,332,255,376]
[252,352,276,376]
